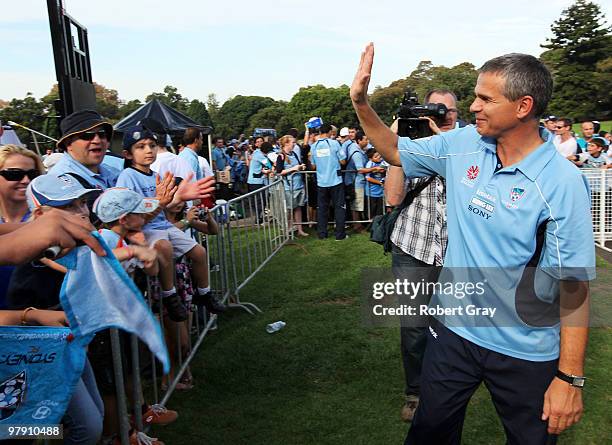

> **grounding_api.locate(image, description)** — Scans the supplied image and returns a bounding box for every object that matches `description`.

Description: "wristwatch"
[556,370,586,388]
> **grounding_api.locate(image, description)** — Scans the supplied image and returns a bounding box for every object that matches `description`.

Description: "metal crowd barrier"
[582,169,612,251]
[107,180,291,444]
[284,170,387,232]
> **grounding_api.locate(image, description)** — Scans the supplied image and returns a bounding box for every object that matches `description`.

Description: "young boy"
[116,125,226,321]
[93,187,160,276]
[577,137,612,169]
[365,149,386,217]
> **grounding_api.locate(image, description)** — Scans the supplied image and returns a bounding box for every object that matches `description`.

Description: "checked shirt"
[390,176,447,266]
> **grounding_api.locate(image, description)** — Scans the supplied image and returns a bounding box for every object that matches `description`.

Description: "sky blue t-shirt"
[178,147,202,180]
[279,152,304,191]
[344,142,367,188]
[365,160,384,197]
[115,167,171,230]
[398,125,596,362]
[50,153,119,189]
[212,146,228,171]
[247,149,271,185]
[311,138,346,187]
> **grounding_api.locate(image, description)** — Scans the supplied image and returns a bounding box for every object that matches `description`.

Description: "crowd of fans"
[0,110,225,445]
[0,97,610,445]
[546,116,612,169]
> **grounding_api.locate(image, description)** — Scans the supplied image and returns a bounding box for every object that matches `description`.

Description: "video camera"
[396,91,448,139]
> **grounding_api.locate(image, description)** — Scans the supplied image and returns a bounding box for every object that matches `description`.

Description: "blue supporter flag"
[0,326,85,434]
[58,232,170,373]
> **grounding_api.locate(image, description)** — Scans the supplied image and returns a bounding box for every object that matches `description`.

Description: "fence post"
[599,169,606,247]
[110,328,131,445]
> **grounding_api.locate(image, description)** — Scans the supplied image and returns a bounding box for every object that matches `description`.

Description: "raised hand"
[175,173,216,202]
[350,42,375,106]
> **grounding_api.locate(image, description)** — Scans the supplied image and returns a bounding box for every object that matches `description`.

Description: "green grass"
[155,234,612,444]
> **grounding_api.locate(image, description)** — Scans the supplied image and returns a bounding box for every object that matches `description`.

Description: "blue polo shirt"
[247,149,270,185]
[344,142,367,188]
[311,138,346,188]
[178,147,202,180]
[365,160,384,197]
[398,125,595,362]
[49,153,119,189]
[212,146,228,171]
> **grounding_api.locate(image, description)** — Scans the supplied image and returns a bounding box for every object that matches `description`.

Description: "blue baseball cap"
[27,173,102,211]
[93,187,159,223]
[122,125,158,150]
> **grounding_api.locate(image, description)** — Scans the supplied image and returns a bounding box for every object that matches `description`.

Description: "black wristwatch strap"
[556,370,586,388]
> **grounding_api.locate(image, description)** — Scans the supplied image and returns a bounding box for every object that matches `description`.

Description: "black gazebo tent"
[114,99,212,135]
[111,99,213,156]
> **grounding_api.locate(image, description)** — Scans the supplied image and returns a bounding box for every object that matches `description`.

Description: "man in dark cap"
[50,110,119,188]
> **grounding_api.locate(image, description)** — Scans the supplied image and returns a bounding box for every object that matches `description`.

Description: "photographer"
[384,89,457,422]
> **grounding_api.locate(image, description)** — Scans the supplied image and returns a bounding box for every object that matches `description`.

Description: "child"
[91,187,179,441]
[116,125,226,321]
[164,202,219,390]
[276,135,308,236]
[578,137,612,169]
[365,149,386,218]
[92,187,160,276]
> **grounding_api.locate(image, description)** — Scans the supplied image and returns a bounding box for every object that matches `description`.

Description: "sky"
[1,0,610,105]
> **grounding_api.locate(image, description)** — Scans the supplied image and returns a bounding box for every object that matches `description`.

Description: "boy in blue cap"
[116,125,226,321]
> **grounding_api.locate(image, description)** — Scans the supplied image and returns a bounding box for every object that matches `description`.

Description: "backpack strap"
[397,176,437,211]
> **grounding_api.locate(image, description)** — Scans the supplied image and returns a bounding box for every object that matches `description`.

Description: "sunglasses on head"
[0,169,40,181]
[78,129,109,141]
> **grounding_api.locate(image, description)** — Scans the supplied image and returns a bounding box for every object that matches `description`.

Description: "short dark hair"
[260,141,273,154]
[424,89,457,105]
[183,127,202,146]
[319,123,332,134]
[288,128,299,138]
[557,117,572,128]
[355,130,367,143]
[479,53,553,118]
[213,136,225,144]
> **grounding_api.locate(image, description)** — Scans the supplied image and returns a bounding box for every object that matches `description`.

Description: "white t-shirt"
[151,151,193,181]
[553,135,578,157]
[198,156,214,178]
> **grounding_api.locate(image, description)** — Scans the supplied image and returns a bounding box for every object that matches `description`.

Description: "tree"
[284,85,357,134]
[369,61,478,124]
[186,99,213,127]
[117,99,143,119]
[145,85,190,113]
[247,102,288,136]
[43,83,121,121]
[541,0,612,119]
[0,93,57,149]
[213,95,277,137]
[206,93,220,126]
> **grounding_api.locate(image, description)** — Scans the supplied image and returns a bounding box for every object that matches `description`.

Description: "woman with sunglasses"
[0,144,42,223]
[0,144,43,308]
